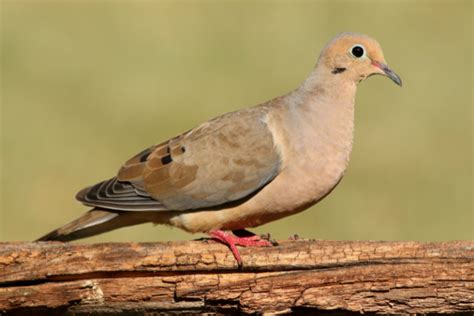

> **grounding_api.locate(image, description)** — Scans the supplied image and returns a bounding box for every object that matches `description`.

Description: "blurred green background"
[1,0,472,243]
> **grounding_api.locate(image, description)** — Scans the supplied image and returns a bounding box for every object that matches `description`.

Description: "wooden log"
[0,240,472,314]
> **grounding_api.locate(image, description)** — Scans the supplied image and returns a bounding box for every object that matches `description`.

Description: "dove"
[38,32,401,265]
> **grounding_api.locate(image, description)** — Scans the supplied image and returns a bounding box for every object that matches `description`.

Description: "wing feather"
[77,106,281,211]
[76,178,165,211]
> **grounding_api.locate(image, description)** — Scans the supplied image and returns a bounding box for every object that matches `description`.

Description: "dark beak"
[373,61,402,87]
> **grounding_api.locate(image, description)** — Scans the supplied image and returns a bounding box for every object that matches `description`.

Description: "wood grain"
[1,240,472,314]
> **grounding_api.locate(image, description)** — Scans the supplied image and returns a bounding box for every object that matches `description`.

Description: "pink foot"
[209,230,273,266]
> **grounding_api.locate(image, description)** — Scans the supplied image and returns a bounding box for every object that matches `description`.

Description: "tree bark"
[0,240,472,314]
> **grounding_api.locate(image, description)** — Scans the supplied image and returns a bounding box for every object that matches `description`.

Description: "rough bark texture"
[0,240,472,314]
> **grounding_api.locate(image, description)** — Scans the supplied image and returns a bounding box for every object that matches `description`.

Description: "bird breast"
[263,94,355,212]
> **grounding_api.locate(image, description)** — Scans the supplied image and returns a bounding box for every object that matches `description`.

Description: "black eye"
[351,45,364,58]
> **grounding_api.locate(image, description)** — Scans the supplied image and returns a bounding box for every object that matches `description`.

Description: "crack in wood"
[2,258,433,289]
[1,240,472,314]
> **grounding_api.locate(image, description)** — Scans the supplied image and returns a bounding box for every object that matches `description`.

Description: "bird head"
[318,33,402,86]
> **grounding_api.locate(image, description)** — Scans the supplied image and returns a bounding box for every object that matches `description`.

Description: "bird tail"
[36,208,151,242]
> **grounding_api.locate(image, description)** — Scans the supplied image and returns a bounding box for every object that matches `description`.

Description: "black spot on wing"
[161,155,172,165]
[139,150,151,162]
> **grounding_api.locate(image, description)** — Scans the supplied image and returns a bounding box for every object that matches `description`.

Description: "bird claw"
[209,230,274,267]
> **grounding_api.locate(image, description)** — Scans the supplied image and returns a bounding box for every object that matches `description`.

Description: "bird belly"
[167,161,346,233]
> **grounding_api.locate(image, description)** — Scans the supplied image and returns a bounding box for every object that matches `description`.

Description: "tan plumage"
[38,33,401,248]
[117,107,280,210]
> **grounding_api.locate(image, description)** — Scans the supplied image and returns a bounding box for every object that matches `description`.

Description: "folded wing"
[77,106,281,211]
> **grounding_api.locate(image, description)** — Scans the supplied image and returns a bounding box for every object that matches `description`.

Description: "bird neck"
[301,64,358,103]
[276,64,357,167]
[296,65,357,128]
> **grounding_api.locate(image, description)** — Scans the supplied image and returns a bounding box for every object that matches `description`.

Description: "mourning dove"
[38,33,401,265]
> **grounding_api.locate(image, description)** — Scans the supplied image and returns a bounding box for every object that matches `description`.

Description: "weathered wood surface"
[0,240,472,314]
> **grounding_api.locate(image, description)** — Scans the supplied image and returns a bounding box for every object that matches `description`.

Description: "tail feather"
[36,209,151,242]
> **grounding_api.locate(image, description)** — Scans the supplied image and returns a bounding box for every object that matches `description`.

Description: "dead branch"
[0,240,472,314]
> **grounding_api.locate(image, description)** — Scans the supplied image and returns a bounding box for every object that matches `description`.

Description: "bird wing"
[77,106,281,211]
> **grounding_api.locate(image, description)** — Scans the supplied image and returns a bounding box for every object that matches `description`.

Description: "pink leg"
[209,230,273,266]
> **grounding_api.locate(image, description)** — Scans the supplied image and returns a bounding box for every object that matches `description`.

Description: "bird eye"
[350,45,365,58]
